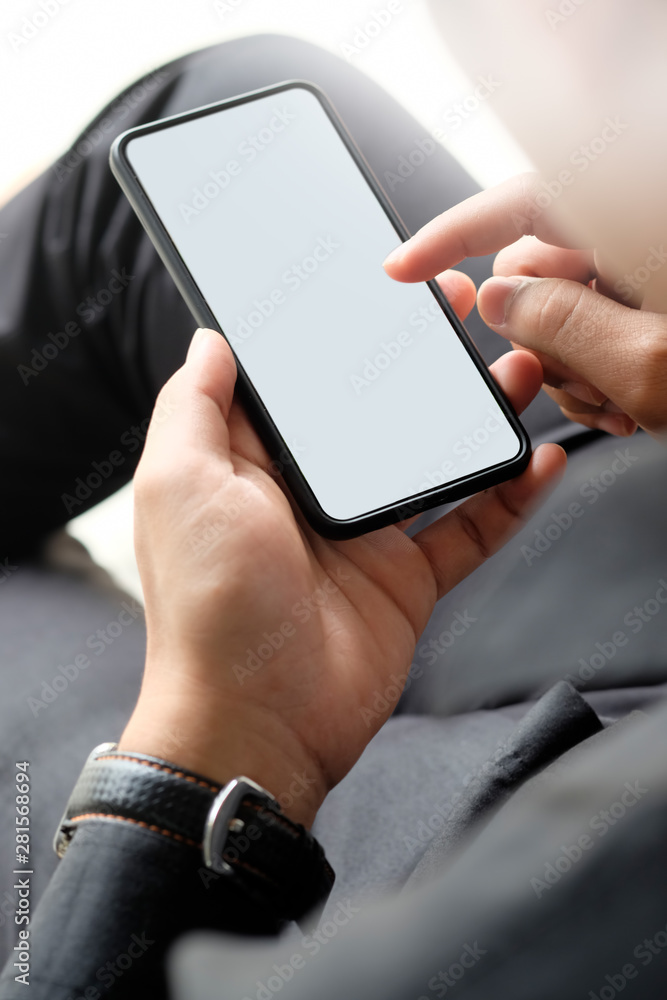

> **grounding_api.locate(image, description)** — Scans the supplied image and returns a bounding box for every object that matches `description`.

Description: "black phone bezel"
[110,80,531,540]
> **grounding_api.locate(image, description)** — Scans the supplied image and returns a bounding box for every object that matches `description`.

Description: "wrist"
[118,681,326,828]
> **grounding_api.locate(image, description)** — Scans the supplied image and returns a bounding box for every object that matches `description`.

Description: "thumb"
[141,327,238,468]
[477,276,667,434]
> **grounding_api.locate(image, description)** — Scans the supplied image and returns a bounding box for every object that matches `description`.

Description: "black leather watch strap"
[55,743,335,923]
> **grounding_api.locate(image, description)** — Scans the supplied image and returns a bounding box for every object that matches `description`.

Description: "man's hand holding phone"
[119,319,565,829]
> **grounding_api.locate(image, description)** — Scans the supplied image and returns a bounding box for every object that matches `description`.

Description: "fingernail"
[598,414,636,436]
[562,382,607,407]
[187,327,212,362]
[601,399,625,414]
[478,276,539,328]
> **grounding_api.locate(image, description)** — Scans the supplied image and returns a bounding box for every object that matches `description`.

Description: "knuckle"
[626,318,667,431]
[133,463,166,508]
[514,172,544,235]
[135,453,194,504]
[493,235,537,276]
[531,280,589,356]
[453,504,491,562]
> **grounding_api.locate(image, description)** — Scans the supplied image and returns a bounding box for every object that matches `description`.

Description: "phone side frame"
[110,79,531,540]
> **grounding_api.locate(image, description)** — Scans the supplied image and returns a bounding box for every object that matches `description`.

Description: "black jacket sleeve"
[0,818,282,999]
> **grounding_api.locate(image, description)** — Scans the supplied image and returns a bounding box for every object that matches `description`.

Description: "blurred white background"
[2,0,531,600]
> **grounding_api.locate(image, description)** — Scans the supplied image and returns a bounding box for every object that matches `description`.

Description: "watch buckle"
[202,776,272,874]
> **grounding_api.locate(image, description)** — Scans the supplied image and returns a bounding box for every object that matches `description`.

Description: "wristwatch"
[54,743,335,923]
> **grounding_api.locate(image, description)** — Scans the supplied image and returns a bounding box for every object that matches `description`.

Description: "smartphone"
[110,81,530,539]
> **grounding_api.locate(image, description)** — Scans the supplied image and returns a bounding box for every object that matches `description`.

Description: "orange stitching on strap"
[235,857,279,887]
[96,754,221,793]
[246,800,297,835]
[70,812,200,849]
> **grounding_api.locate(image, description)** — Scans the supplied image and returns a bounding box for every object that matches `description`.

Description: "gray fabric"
[310,684,661,925]
[171,704,667,1000]
[401,430,667,716]
[0,536,145,961]
[404,680,603,889]
[311,710,520,920]
[312,682,601,921]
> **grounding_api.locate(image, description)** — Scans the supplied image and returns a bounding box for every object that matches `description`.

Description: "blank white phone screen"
[125,86,521,522]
